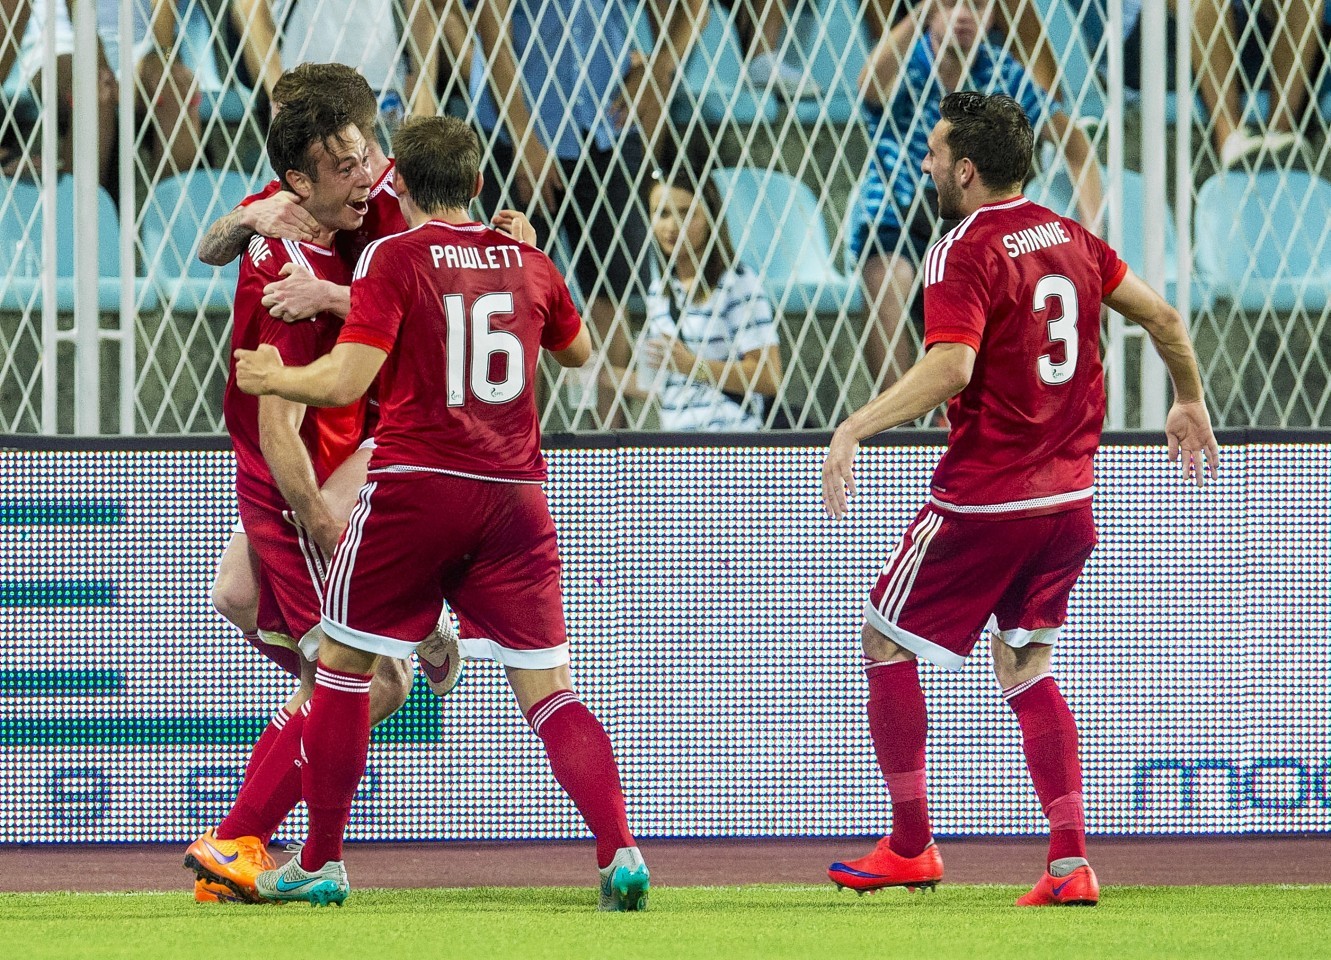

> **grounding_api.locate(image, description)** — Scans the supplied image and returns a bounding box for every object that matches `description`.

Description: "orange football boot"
[1016,864,1100,906]
[828,839,944,893]
[194,877,246,903]
[183,828,272,903]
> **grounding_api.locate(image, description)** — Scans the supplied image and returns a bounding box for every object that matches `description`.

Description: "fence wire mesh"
[0,0,1328,434]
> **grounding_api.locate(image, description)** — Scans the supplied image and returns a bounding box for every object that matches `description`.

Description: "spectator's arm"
[654,338,783,398]
[860,7,920,108]
[404,0,442,117]
[474,0,562,210]
[1045,111,1103,235]
[148,0,177,50]
[1002,0,1060,98]
[231,0,283,100]
[0,0,32,85]
[634,0,707,159]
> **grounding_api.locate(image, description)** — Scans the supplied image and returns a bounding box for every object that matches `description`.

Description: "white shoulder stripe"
[924,210,979,287]
[281,238,313,275]
[353,235,394,281]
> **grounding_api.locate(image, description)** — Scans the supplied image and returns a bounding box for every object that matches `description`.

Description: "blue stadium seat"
[0,176,147,312]
[1037,0,1105,118]
[1194,169,1331,312]
[140,169,260,312]
[791,0,870,125]
[177,0,253,124]
[672,2,777,127]
[712,167,863,313]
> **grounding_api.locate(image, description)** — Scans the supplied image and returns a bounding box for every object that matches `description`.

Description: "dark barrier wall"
[1,432,1327,842]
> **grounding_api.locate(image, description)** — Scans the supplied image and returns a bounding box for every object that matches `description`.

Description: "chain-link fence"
[0,0,1328,434]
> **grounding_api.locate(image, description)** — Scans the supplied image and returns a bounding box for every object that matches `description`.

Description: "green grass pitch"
[4,885,1329,960]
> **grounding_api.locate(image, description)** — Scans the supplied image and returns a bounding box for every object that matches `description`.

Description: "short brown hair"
[939,91,1034,191]
[391,116,481,212]
[273,63,377,143]
[266,96,355,191]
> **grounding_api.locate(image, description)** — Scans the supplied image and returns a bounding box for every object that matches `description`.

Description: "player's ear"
[473,172,484,201]
[284,170,313,201]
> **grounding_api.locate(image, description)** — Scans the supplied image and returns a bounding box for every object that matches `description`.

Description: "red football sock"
[526,690,634,869]
[238,706,291,792]
[865,658,931,858]
[217,704,306,844]
[299,662,373,871]
[1005,674,1087,865]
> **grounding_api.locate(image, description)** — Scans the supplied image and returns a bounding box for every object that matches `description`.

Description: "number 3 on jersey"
[444,292,525,405]
[1034,274,1078,386]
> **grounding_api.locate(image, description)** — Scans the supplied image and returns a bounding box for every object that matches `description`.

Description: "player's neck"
[957,188,1023,218]
[403,203,472,230]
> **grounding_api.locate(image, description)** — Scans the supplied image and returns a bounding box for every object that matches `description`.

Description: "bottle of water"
[377,90,405,134]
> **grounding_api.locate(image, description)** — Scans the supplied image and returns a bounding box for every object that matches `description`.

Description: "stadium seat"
[1194,169,1331,312]
[791,0,870,125]
[712,167,863,313]
[177,0,254,124]
[0,176,147,312]
[140,169,260,312]
[1037,0,1106,119]
[672,2,777,128]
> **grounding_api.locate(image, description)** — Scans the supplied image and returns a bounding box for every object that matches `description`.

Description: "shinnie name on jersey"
[1001,221,1072,259]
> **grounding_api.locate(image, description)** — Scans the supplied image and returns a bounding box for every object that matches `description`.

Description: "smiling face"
[291,124,373,234]
[650,183,710,274]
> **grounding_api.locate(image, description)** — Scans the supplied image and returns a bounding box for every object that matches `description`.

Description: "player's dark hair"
[391,116,481,212]
[939,91,1033,191]
[266,97,356,190]
[649,166,735,294]
[273,62,378,143]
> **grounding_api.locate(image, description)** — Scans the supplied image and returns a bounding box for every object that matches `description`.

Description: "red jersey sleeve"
[339,239,405,354]
[238,179,281,208]
[923,241,991,352]
[539,258,583,352]
[1086,230,1129,296]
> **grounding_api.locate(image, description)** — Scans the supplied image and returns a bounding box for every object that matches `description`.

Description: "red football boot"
[1016,864,1100,906]
[828,839,944,893]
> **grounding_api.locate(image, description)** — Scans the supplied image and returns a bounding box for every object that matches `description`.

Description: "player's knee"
[368,657,413,725]
[861,622,913,665]
[990,634,1052,688]
[210,579,257,634]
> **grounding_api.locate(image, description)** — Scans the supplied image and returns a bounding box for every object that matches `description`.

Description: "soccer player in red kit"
[183,97,390,903]
[820,92,1220,906]
[234,115,649,910]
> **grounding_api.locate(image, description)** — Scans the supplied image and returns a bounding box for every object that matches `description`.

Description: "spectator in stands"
[1177,0,1321,167]
[851,0,1102,390]
[471,0,704,424]
[404,0,474,117]
[627,167,782,430]
[864,0,1062,98]
[96,0,204,179]
[4,0,117,188]
[230,0,434,137]
[719,0,820,100]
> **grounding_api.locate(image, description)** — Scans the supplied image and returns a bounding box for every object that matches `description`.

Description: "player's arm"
[1044,112,1104,234]
[235,342,387,408]
[262,264,351,321]
[821,343,976,518]
[257,395,343,554]
[860,7,920,107]
[1104,268,1219,485]
[549,322,592,368]
[197,195,321,266]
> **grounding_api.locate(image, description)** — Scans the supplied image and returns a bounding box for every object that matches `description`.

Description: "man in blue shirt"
[850,0,1102,390]
[472,0,703,424]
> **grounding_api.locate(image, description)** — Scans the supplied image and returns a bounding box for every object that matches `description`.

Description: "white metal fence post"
[1139,0,1169,427]
[72,0,101,433]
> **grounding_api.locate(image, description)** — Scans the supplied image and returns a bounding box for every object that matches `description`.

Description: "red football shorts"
[864,503,1097,671]
[236,497,329,648]
[320,471,568,666]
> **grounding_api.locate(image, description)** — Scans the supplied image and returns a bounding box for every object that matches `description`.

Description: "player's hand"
[491,209,538,246]
[309,514,346,557]
[243,193,321,244]
[822,427,860,519]
[262,263,332,322]
[233,343,285,396]
[1165,399,1219,487]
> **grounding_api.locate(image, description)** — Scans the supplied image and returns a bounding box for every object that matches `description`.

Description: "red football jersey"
[238,161,406,264]
[224,235,365,511]
[338,220,583,482]
[922,196,1127,518]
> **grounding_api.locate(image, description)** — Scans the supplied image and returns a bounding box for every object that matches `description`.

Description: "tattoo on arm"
[197,209,256,267]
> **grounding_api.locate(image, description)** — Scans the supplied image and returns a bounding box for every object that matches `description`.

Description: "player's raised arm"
[235,341,386,408]
[198,193,321,266]
[1104,268,1219,486]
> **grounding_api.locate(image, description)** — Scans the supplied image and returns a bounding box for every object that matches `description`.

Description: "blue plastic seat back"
[792,0,871,125]
[674,2,776,125]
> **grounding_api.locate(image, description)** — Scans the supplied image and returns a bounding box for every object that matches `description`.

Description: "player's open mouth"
[347,199,369,215]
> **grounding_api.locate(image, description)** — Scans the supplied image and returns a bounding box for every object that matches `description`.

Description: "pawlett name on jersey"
[1001,220,1072,259]
[430,243,526,271]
